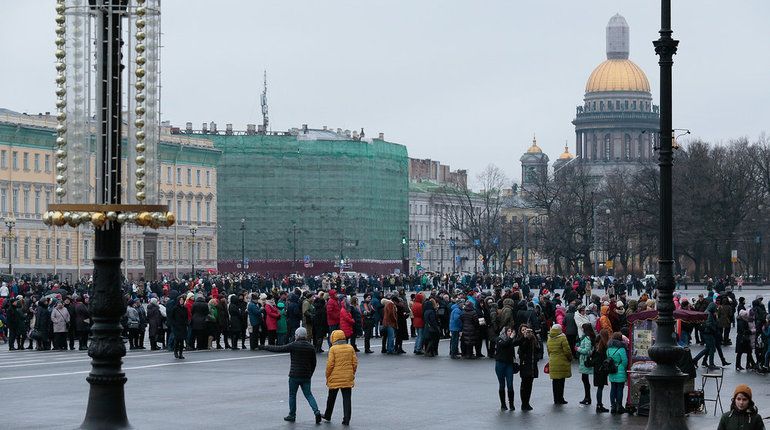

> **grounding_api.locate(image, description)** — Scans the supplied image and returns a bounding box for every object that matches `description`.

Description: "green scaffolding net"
[209,132,409,264]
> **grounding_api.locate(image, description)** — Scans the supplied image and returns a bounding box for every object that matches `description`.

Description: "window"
[168,241,172,259]
[599,101,604,111]
[55,239,61,260]
[176,200,182,220]
[196,169,201,186]
[23,152,29,170]
[205,201,211,223]
[137,241,142,259]
[1,238,5,259]
[45,191,51,206]
[186,168,191,185]
[186,201,191,221]
[84,239,89,260]
[65,239,70,260]
[23,237,29,259]
[45,154,51,172]
[591,135,598,161]
[632,100,637,110]
[624,100,629,110]
[12,152,18,170]
[46,238,51,259]
[176,167,181,184]
[12,237,17,259]
[34,154,40,172]
[196,201,201,221]
[157,241,162,261]
[177,241,183,259]
[127,240,132,260]
[615,100,620,110]
[0,150,6,169]
[12,189,18,213]
[34,191,40,215]
[0,188,6,213]
[167,166,172,184]
[166,199,171,210]
[206,170,210,187]
[35,238,41,259]
[23,190,29,214]
[206,242,210,259]
[638,134,645,160]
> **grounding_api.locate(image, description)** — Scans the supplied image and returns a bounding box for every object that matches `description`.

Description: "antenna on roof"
[261,70,269,133]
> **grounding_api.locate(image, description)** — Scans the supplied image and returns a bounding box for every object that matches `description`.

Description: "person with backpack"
[260,327,323,424]
[576,323,597,406]
[606,331,629,414]
[593,328,611,412]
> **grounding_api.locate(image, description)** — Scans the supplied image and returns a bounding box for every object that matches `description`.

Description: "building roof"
[585,59,650,93]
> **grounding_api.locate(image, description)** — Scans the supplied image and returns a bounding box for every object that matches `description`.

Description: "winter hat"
[259,293,267,301]
[733,384,752,400]
[295,327,307,340]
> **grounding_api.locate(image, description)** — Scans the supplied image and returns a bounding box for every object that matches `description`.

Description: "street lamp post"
[451,237,456,273]
[4,216,15,275]
[189,225,198,278]
[439,231,445,274]
[240,218,246,271]
[605,208,611,274]
[646,1,686,429]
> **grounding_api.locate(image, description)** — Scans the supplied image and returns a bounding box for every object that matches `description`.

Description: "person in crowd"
[546,323,573,404]
[170,294,188,359]
[215,294,229,349]
[577,323,596,405]
[348,296,362,353]
[260,327,323,424]
[393,294,409,354]
[593,328,611,413]
[461,300,480,359]
[494,325,517,410]
[247,293,264,350]
[607,331,629,414]
[736,309,756,371]
[515,323,540,411]
[339,296,355,344]
[50,299,70,351]
[381,297,397,354]
[449,298,463,359]
[323,329,358,426]
[125,299,141,350]
[190,294,209,350]
[411,293,424,355]
[264,295,280,346]
[718,384,765,430]
[360,293,375,354]
[312,293,328,353]
[146,297,163,350]
[422,297,441,357]
[276,301,288,346]
[228,294,244,350]
[326,289,341,346]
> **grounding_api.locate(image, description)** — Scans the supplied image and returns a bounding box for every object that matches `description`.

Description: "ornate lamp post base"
[646,372,688,430]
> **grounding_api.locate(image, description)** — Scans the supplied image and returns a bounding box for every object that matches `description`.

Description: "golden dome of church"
[585,59,650,93]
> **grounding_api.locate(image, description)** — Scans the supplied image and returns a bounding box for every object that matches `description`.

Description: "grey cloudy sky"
[1,1,768,187]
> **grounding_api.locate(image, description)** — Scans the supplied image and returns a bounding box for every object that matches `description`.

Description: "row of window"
[582,133,656,161]
[585,99,651,113]
[0,150,52,173]
[166,166,212,187]
[0,237,214,262]
[166,199,212,223]
[0,188,52,215]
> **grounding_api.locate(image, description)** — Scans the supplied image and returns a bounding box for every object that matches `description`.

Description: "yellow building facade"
[0,109,220,281]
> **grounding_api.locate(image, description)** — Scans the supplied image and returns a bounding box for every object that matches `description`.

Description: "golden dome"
[526,135,542,154]
[558,145,573,160]
[585,59,650,93]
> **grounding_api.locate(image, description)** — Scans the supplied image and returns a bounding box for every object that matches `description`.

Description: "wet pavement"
[2,287,768,429]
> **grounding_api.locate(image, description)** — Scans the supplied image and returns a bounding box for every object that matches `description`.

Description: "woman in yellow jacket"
[323,329,358,425]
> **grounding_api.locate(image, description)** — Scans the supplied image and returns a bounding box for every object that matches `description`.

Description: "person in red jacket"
[339,302,355,340]
[411,293,425,354]
[326,289,341,346]
[264,296,280,346]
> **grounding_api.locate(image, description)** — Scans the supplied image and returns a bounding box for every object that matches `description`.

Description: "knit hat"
[733,384,752,400]
[295,327,307,340]
[259,293,267,301]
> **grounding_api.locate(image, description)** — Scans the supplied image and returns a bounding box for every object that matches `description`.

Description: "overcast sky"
[1,1,768,188]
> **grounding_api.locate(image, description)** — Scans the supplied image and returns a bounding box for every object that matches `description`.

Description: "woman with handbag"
[494,326,518,410]
[577,323,596,405]
[50,299,71,351]
[607,331,629,414]
[515,323,540,411]
[593,328,611,413]
[546,323,573,405]
[125,300,141,350]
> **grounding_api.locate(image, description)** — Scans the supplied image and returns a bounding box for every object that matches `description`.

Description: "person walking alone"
[546,323,572,404]
[260,327,323,424]
[494,326,517,410]
[323,330,358,426]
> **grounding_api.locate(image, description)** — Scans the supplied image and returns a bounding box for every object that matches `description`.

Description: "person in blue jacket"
[606,331,628,414]
[449,299,463,359]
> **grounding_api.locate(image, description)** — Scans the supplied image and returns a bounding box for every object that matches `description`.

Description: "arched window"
[592,101,596,111]
[624,100,629,110]
[599,101,604,111]
[638,134,645,159]
[592,135,598,160]
[604,134,611,161]
[624,134,631,160]
[616,100,620,110]
[632,100,637,110]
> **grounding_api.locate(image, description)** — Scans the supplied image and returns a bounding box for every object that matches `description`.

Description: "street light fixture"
[240,218,246,271]
[605,208,611,274]
[4,216,15,275]
[189,225,198,278]
[439,231,445,274]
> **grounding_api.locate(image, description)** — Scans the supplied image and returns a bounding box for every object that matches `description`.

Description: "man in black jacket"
[261,327,323,424]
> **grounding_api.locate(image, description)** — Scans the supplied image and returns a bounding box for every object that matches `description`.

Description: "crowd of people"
[0,272,767,427]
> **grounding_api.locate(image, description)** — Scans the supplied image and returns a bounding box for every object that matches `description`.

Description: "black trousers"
[520,376,534,407]
[581,373,591,401]
[324,388,351,423]
[363,323,373,351]
[552,378,566,403]
[77,330,89,349]
[249,328,259,350]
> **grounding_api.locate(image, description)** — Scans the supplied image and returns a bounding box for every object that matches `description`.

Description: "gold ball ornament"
[116,213,128,224]
[137,212,152,227]
[91,212,106,228]
[52,211,66,226]
[55,187,66,197]
[43,211,53,226]
[165,212,176,227]
[136,191,146,201]
[105,211,118,221]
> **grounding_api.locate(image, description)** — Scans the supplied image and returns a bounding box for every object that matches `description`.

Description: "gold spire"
[559,143,574,160]
[526,134,542,154]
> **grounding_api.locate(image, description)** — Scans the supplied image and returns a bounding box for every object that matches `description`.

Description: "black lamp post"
[646,1,686,429]
[439,231,445,274]
[240,218,246,271]
[189,225,197,278]
[4,216,15,275]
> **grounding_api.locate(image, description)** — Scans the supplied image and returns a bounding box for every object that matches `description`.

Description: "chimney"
[378,132,384,140]
[185,122,193,133]
[246,124,256,135]
[225,123,233,135]
[201,122,208,133]
[210,121,217,134]
[302,124,308,134]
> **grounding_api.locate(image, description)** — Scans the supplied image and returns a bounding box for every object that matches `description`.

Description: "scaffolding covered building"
[196,125,409,274]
